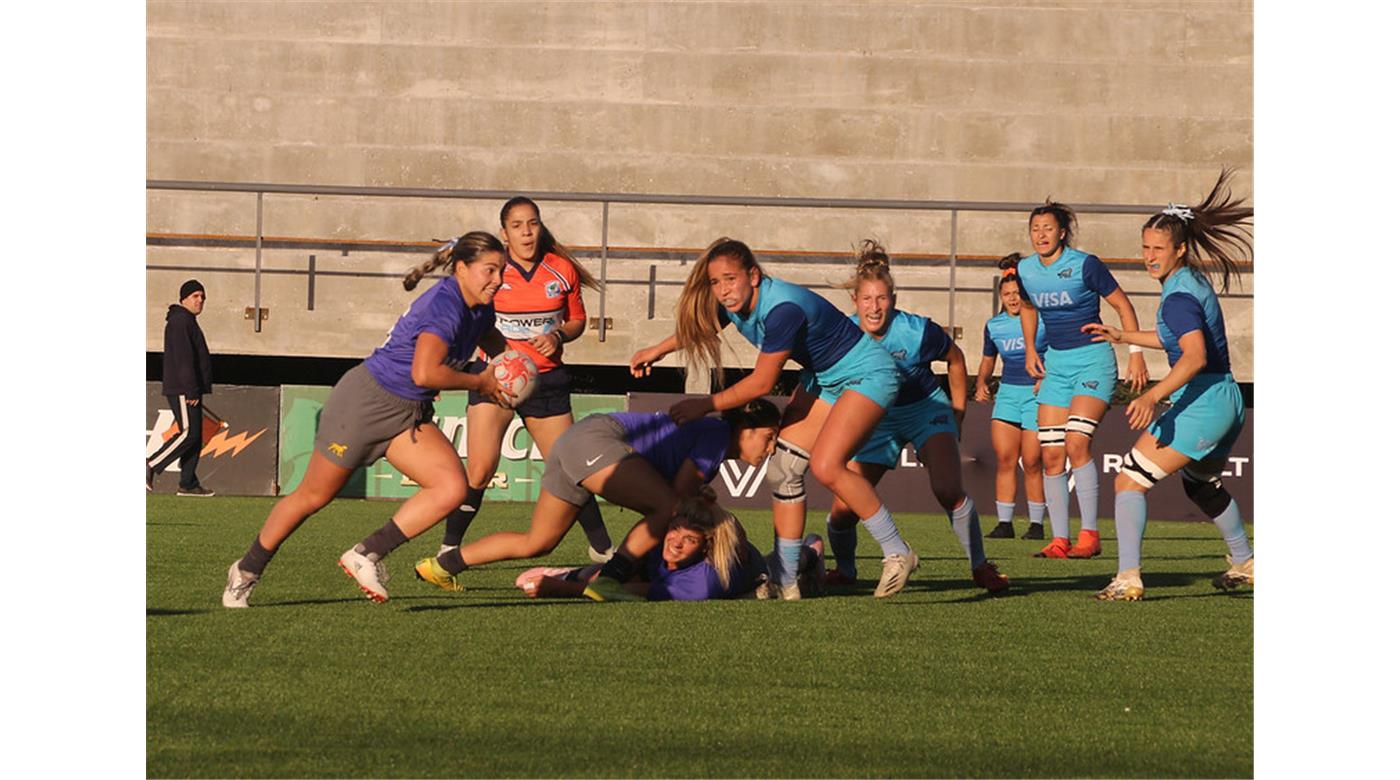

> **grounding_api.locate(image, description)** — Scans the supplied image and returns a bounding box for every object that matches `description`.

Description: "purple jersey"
[364,276,496,401]
[643,542,763,600]
[607,413,730,484]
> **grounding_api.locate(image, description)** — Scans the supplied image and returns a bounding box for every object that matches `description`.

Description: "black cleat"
[986,522,1016,539]
[146,465,155,492]
[1021,523,1045,540]
[177,485,216,497]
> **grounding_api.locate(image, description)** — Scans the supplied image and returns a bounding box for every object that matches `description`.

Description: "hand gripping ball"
[489,350,540,408]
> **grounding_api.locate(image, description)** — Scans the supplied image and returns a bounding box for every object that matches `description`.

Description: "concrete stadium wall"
[147,1,1253,379]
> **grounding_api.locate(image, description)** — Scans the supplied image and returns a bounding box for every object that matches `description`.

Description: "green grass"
[148,495,1252,778]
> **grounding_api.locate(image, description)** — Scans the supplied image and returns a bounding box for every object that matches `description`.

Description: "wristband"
[1128,345,1143,354]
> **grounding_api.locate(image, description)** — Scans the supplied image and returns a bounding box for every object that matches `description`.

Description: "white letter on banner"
[439,416,467,457]
[1103,453,1124,473]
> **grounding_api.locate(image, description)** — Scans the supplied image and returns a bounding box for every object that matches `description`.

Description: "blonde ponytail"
[672,498,748,591]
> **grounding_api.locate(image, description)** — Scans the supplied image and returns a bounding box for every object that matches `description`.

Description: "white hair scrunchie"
[1162,203,1195,222]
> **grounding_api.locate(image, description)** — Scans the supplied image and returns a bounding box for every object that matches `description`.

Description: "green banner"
[278,387,625,500]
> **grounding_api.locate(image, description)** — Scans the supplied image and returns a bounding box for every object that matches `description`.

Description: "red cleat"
[972,561,1010,593]
[1035,537,1072,558]
[1066,529,1102,558]
[824,569,857,587]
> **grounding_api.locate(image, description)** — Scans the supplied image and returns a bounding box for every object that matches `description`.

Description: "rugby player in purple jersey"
[221,232,514,608]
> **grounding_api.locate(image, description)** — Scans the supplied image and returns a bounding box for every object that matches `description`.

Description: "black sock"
[598,550,639,582]
[576,496,613,553]
[359,519,410,561]
[441,486,487,547]
[436,548,469,576]
[239,538,275,576]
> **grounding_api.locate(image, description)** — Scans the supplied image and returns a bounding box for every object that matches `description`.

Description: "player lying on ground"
[413,400,781,598]
[622,238,903,601]
[222,232,513,608]
[1017,200,1149,559]
[976,255,1049,540]
[1085,169,1255,601]
[824,240,1009,595]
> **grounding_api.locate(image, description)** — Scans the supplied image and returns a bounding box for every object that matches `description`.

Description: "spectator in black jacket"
[147,279,215,496]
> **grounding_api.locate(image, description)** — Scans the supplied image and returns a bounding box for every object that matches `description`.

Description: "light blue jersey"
[1157,267,1232,385]
[851,309,952,406]
[1017,247,1121,350]
[718,276,861,372]
[982,311,1047,386]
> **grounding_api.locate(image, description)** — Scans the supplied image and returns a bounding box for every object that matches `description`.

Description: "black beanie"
[179,279,205,301]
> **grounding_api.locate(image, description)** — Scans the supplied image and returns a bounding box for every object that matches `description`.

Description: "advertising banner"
[145,382,280,496]
[278,388,626,500]
[627,392,1253,523]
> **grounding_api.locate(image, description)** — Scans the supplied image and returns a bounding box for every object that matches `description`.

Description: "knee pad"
[1038,426,1066,449]
[1182,464,1232,517]
[1121,447,1168,489]
[766,438,811,504]
[1065,415,1099,441]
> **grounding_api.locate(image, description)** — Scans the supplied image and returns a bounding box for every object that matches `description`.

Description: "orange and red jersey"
[491,252,586,374]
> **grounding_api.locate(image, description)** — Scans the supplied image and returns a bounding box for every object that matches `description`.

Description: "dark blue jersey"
[1017,248,1120,350]
[364,276,496,401]
[1157,268,1231,375]
[718,276,862,373]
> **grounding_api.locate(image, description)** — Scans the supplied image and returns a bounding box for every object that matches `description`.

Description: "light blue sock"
[1210,499,1253,562]
[775,537,803,587]
[826,514,858,578]
[1114,491,1148,572]
[860,505,910,558]
[948,496,986,568]
[1028,501,1046,526]
[1045,472,1071,539]
[995,501,1015,525]
[1072,461,1100,532]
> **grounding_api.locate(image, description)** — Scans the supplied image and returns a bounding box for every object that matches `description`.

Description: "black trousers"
[147,394,204,489]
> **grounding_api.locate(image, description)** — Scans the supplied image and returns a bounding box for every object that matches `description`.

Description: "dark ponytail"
[1141,168,1252,293]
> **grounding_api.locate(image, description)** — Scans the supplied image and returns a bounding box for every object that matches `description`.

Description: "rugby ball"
[489,350,540,408]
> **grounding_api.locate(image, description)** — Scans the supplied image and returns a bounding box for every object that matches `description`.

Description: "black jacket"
[161,304,213,397]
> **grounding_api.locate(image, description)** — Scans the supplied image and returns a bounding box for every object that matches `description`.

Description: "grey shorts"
[314,363,434,469]
[541,414,636,506]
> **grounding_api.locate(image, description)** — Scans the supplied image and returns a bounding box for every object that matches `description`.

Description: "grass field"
[147,495,1252,778]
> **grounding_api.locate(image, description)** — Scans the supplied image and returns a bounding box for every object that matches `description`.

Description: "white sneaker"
[1095,569,1145,601]
[588,546,616,564]
[338,547,390,603]
[1212,555,1253,590]
[874,550,918,598]
[222,561,260,608]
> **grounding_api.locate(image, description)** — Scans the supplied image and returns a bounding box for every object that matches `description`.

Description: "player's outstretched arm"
[1104,287,1149,391]
[1081,323,1162,350]
[670,350,787,426]
[631,334,679,377]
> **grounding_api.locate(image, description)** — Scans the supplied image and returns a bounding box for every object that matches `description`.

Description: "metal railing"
[146,180,1221,339]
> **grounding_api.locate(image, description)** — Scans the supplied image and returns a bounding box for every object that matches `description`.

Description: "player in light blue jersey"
[221,233,514,608]
[1017,201,1149,559]
[1084,170,1253,600]
[824,242,1010,594]
[620,237,905,601]
[975,257,1049,540]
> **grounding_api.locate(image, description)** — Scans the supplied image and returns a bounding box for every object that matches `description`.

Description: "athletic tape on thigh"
[767,437,811,504]
[1065,415,1099,439]
[1182,464,1231,516]
[1038,426,1066,448]
[1122,447,1168,489]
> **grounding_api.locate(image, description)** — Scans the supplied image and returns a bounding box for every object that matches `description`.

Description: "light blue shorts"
[799,333,900,409]
[853,389,959,468]
[1148,375,1245,462]
[992,382,1040,431]
[1039,342,1117,408]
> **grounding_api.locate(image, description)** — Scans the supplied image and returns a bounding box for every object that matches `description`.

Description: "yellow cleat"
[413,557,464,593]
[1095,569,1145,601]
[1212,555,1253,591]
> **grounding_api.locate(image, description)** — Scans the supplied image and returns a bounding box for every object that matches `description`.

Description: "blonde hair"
[674,237,763,387]
[670,498,748,591]
[403,231,505,291]
[499,196,602,291]
[837,239,897,297]
[1141,168,1252,293]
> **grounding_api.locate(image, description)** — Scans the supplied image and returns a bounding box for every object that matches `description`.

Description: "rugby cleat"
[1066,529,1102,558]
[1211,555,1254,591]
[824,568,858,588]
[1095,569,1145,601]
[1034,537,1072,558]
[413,557,464,593]
[338,547,390,603]
[1021,523,1046,540]
[971,560,1010,593]
[221,561,260,608]
[145,465,155,492]
[873,550,919,598]
[796,534,826,598]
[582,575,643,602]
[986,522,1016,539]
